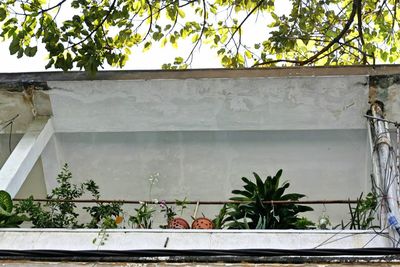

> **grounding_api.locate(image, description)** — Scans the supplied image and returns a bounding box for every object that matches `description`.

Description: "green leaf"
[45,58,55,69]
[24,46,37,57]
[178,9,185,18]
[143,41,152,52]
[9,38,20,55]
[0,190,13,215]
[0,7,6,21]
[244,50,252,59]
[17,48,24,59]
[231,190,252,198]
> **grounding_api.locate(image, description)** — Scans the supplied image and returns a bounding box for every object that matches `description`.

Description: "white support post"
[0,117,54,197]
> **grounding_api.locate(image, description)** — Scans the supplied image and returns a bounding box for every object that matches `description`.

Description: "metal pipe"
[369,102,400,240]
[12,198,359,205]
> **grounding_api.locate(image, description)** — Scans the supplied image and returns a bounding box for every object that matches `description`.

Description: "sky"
[0,1,290,73]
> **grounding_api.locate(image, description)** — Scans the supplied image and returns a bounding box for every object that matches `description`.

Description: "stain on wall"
[369,75,400,121]
[0,82,52,133]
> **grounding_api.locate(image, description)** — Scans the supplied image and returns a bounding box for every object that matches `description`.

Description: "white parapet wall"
[0,229,390,250]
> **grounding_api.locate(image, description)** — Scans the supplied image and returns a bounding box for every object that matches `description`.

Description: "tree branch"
[184,0,207,64]
[252,35,360,67]
[39,0,69,14]
[254,0,360,67]
[67,0,117,49]
[356,0,366,64]
[224,0,266,46]
[298,0,360,65]
[142,0,153,41]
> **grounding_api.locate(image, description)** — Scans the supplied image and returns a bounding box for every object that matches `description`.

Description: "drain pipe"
[368,102,400,240]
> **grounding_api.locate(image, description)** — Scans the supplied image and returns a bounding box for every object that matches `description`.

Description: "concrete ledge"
[0,65,399,82]
[0,229,390,250]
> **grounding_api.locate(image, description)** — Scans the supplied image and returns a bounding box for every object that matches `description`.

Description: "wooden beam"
[0,117,54,197]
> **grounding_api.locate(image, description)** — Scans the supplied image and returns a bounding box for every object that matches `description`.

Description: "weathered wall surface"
[369,75,400,121]
[0,134,21,169]
[47,76,369,132]
[43,129,368,224]
[0,83,52,134]
[31,75,371,225]
[5,68,400,225]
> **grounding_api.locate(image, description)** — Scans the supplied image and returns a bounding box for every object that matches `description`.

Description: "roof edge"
[0,65,400,82]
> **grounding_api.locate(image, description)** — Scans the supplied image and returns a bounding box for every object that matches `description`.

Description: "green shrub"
[221,169,314,229]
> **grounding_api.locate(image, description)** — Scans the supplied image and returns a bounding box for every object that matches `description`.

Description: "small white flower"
[148,172,160,185]
[152,199,158,204]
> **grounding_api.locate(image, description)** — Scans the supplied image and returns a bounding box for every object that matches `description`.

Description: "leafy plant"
[0,190,27,227]
[92,216,123,247]
[317,213,331,230]
[16,164,121,229]
[159,200,176,228]
[83,180,123,229]
[129,202,155,229]
[221,169,313,229]
[16,164,85,228]
[347,192,378,230]
[212,204,229,229]
[175,197,189,216]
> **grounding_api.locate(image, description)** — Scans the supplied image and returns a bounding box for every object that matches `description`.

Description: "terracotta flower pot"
[168,217,190,229]
[191,217,213,229]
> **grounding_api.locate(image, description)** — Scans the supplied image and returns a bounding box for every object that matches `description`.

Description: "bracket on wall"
[0,116,54,197]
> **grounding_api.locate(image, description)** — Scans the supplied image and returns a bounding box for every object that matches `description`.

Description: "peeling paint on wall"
[369,75,400,121]
[0,82,52,133]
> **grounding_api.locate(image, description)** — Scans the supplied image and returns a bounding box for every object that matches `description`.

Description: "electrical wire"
[366,109,400,246]
[0,248,399,260]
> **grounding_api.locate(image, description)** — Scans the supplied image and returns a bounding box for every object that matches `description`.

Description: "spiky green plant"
[222,169,313,229]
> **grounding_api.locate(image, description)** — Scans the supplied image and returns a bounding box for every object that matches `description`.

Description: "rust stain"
[369,83,378,104]
[0,85,52,133]
[22,84,37,117]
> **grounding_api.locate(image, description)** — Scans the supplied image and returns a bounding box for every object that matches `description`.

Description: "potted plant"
[192,217,213,229]
[160,198,190,229]
[191,202,213,229]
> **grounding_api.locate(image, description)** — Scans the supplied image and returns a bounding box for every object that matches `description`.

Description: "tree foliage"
[1,0,399,72]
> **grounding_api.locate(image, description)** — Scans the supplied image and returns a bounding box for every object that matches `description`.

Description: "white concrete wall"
[0,229,390,250]
[28,75,373,226]
[41,129,369,225]
[47,76,369,132]
[0,134,21,169]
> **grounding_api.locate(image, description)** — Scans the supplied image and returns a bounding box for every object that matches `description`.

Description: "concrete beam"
[48,76,369,132]
[0,117,53,197]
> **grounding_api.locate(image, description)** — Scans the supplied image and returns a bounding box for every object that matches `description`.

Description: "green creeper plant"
[0,190,27,227]
[222,169,314,229]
